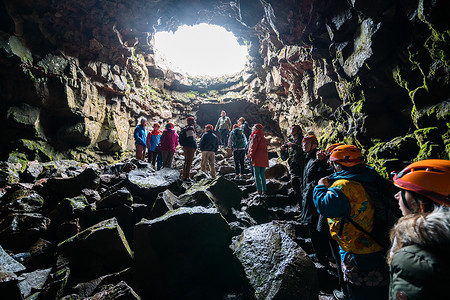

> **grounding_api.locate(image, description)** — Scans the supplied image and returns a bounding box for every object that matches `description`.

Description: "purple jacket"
[159,128,179,152]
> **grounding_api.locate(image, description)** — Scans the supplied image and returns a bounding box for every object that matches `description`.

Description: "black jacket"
[199,131,219,152]
[300,149,331,224]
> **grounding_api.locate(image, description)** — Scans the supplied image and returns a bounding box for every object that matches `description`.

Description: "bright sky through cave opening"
[153,23,248,77]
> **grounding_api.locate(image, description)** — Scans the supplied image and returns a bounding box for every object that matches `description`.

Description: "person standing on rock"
[228,124,247,179]
[248,124,269,196]
[134,118,148,161]
[147,123,162,170]
[280,124,305,206]
[215,110,232,147]
[158,122,178,168]
[313,145,389,300]
[299,135,331,263]
[238,117,252,141]
[179,117,197,180]
[199,124,219,178]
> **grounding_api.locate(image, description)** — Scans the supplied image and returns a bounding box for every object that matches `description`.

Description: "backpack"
[242,123,251,138]
[178,127,188,146]
[232,129,245,148]
[347,176,402,249]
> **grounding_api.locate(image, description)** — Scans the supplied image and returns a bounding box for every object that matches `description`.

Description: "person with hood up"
[313,145,389,300]
[158,122,178,168]
[134,118,148,160]
[248,124,269,195]
[388,159,450,300]
[147,122,162,170]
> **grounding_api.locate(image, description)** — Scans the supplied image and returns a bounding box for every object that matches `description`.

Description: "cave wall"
[0,0,448,174]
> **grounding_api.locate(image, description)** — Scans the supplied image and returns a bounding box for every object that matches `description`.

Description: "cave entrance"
[196,100,281,137]
[153,23,248,77]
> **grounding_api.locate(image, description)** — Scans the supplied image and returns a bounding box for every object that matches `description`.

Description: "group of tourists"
[135,114,450,300]
[133,111,269,195]
[281,124,450,300]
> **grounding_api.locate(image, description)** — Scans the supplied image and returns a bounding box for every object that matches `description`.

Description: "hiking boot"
[333,289,347,300]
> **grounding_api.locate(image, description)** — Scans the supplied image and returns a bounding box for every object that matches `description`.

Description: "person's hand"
[316,150,325,161]
[318,176,330,187]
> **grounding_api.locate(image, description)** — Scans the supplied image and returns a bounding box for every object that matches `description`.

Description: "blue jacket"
[313,164,385,268]
[134,124,148,146]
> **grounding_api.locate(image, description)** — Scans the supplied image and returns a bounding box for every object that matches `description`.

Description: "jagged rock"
[126,167,181,205]
[97,187,133,209]
[0,162,21,186]
[24,239,54,270]
[265,162,288,179]
[46,168,100,198]
[178,177,242,219]
[218,165,235,175]
[56,218,81,243]
[148,189,178,219]
[133,206,247,299]
[1,188,44,213]
[230,222,319,300]
[17,267,52,298]
[0,265,22,300]
[88,281,140,300]
[0,245,26,273]
[48,195,91,225]
[81,188,101,204]
[57,218,132,282]
[266,180,289,196]
[83,205,134,241]
[0,213,51,252]
[71,268,132,298]
[40,266,70,300]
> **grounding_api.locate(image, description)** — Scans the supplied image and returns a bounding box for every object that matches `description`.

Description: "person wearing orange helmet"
[387,159,450,300]
[313,144,389,300]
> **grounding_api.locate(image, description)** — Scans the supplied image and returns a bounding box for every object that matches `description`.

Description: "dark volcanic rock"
[126,167,181,205]
[57,218,132,282]
[230,222,319,300]
[133,206,248,299]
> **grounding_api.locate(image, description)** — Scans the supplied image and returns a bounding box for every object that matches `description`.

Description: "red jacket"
[249,130,269,167]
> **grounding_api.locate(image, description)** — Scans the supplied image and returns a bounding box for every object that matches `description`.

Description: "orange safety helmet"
[302,135,318,145]
[393,159,450,207]
[329,145,363,167]
[326,143,344,155]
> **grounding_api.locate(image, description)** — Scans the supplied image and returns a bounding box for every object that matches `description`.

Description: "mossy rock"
[7,151,28,173]
[0,162,21,186]
[413,101,450,129]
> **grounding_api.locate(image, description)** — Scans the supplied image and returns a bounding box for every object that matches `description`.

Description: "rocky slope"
[1,0,449,175]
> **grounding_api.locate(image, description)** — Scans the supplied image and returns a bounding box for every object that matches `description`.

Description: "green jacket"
[280,137,304,177]
[389,208,450,300]
[215,116,232,130]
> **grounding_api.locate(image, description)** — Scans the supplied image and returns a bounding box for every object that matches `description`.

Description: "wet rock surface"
[0,152,342,299]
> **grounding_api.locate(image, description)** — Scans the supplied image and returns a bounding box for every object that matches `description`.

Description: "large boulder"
[178,176,242,219]
[57,218,132,282]
[230,222,319,300]
[0,188,44,213]
[0,213,51,252]
[0,245,26,273]
[126,167,181,205]
[45,168,100,198]
[133,206,248,299]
